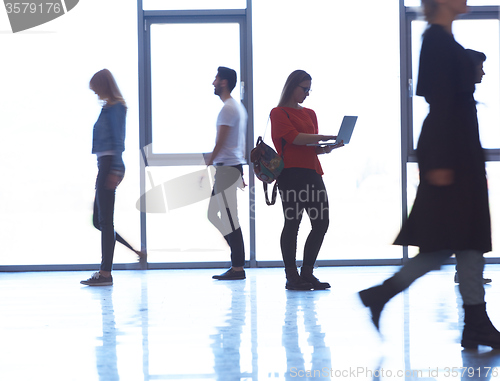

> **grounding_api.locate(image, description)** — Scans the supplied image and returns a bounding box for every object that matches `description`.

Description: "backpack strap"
[278,108,289,158]
[260,108,290,206]
[263,182,279,206]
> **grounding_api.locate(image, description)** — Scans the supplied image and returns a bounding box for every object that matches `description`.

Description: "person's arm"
[292,133,336,145]
[206,125,231,166]
[106,104,126,189]
[293,109,337,154]
[425,168,454,186]
[417,29,457,185]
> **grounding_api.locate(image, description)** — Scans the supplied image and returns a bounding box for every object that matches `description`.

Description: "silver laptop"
[307,116,358,146]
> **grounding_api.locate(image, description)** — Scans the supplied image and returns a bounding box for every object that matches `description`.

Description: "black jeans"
[207,164,245,267]
[93,155,127,272]
[277,168,329,268]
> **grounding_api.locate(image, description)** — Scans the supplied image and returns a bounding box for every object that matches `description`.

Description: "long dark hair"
[278,70,312,107]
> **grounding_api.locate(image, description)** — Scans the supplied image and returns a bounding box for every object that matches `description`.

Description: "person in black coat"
[453,48,491,284]
[358,0,500,349]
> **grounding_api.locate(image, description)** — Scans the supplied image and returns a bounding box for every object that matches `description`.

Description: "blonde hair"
[421,0,439,22]
[89,69,126,107]
[278,70,312,107]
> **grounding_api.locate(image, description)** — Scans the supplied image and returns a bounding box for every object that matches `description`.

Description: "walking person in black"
[454,48,491,285]
[359,0,500,349]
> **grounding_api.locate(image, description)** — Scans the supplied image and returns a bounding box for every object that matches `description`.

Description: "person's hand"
[203,152,214,166]
[320,135,336,141]
[105,173,123,190]
[426,169,454,186]
[316,141,344,155]
[324,141,344,153]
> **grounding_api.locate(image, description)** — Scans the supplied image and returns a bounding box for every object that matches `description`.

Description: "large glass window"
[407,162,500,258]
[252,1,402,262]
[4,1,500,269]
[406,10,500,260]
[142,12,249,265]
[143,165,250,264]
[150,23,241,154]
[412,19,500,149]
[0,0,140,267]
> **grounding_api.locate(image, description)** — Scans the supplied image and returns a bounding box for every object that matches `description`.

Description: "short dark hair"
[466,49,487,66]
[217,66,237,92]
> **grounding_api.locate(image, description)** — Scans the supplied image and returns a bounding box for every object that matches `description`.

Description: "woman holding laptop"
[270,69,337,290]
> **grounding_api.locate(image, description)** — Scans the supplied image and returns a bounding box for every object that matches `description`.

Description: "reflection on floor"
[2,266,500,380]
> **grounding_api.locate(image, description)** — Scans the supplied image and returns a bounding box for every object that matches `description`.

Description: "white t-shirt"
[213,97,248,166]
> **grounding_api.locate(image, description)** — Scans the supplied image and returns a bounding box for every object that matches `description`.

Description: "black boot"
[300,265,330,290]
[461,303,500,349]
[359,279,399,330]
[285,267,313,290]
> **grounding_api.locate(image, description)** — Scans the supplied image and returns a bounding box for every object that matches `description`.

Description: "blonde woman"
[81,69,141,286]
[270,70,336,290]
[359,0,500,349]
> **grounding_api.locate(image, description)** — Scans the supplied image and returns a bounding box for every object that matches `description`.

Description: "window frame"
[137,1,257,269]
[400,5,500,264]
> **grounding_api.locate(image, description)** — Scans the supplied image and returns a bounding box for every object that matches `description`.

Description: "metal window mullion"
[244,0,256,268]
[400,1,411,263]
[138,0,149,267]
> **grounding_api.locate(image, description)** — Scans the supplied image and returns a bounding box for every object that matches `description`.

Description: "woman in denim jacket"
[81,69,142,286]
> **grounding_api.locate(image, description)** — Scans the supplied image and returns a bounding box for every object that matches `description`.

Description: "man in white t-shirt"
[206,66,248,280]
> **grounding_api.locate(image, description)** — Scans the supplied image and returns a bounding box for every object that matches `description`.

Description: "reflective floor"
[2,265,500,380]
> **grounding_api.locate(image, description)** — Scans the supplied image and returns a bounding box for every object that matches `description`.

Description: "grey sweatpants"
[391,250,485,305]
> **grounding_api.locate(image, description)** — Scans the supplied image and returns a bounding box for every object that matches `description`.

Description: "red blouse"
[270,106,323,175]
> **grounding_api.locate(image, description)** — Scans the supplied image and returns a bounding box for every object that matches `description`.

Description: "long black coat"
[394,24,492,254]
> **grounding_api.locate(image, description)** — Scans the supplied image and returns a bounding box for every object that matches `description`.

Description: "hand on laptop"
[319,135,336,141]
[316,141,344,154]
[325,141,344,153]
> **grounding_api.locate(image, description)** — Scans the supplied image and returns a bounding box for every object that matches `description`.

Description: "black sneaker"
[212,268,246,280]
[80,272,113,286]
